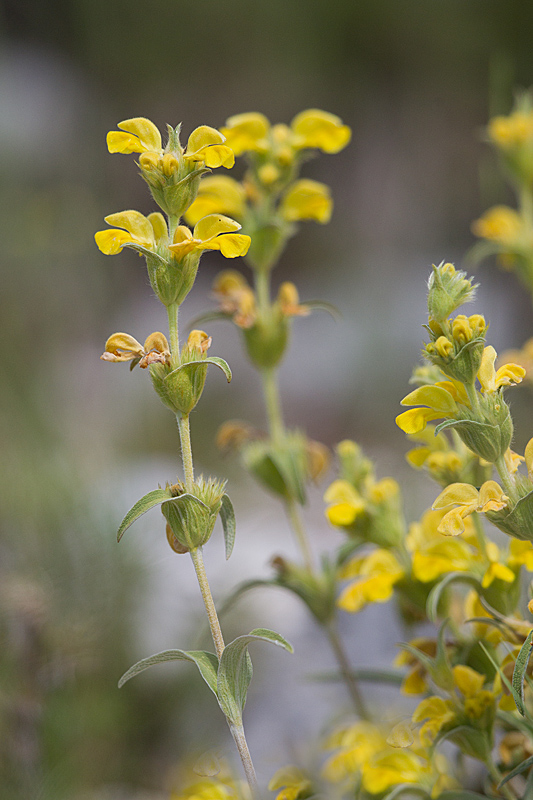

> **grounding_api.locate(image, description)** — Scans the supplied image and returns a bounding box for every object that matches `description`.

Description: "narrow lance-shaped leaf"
[498,754,533,789]
[220,494,236,559]
[166,356,232,383]
[426,572,482,625]
[117,488,171,542]
[118,648,219,697]
[217,628,293,724]
[512,630,533,716]
[382,785,431,800]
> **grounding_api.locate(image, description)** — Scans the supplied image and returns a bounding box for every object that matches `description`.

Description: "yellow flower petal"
[433,483,479,509]
[116,117,162,152]
[326,501,365,527]
[437,507,474,536]
[104,210,155,248]
[106,130,147,154]
[478,480,508,512]
[281,179,332,223]
[291,109,351,153]
[185,176,246,227]
[101,332,144,361]
[395,408,443,434]
[95,228,134,255]
[143,332,169,353]
[148,212,168,244]
[194,214,242,241]
[452,665,486,696]
[205,233,251,258]
[478,346,498,393]
[526,437,533,479]
[400,385,458,413]
[187,125,225,153]
[220,112,270,155]
[482,563,515,588]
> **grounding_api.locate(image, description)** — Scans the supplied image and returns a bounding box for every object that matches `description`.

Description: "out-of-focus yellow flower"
[472,205,523,244]
[488,111,533,148]
[324,479,366,526]
[361,750,432,795]
[481,542,516,588]
[107,117,234,169]
[322,721,388,783]
[412,696,455,747]
[267,766,312,800]
[280,179,332,223]
[276,282,311,318]
[477,345,526,393]
[452,664,497,718]
[169,215,251,260]
[337,548,405,613]
[212,270,257,328]
[100,331,170,368]
[396,384,459,435]
[406,508,477,582]
[394,637,437,695]
[220,109,350,157]
[185,176,247,227]
[432,481,508,536]
[95,210,168,255]
[500,338,533,383]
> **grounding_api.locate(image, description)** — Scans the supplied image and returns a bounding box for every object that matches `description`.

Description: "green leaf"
[426,572,482,624]
[499,754,533,788]
[117,488,171,542]
[166,356,232,383]
[512,630,533,716]
[187,310,232,329]
[217,628,293,724]
[118,649,219,697]
[382,785,430,800]
[479,643,517,702]
[220,494,236,560]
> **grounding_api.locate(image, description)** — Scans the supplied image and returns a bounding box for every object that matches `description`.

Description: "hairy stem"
[189,547,225,659]
[285,497,314,572]
[325,621,370,720]
[261,367,285,444]
[177,413,194,491]
[229,723,259,794]
[167,302,180,366]
[495,455,518,504]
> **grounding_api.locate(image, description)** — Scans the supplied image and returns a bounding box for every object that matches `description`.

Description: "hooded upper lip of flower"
[219,109,351,156]
[95,211,250,260]
[106,117,235,169]
[100,331,170,368]
[432,480,509,536]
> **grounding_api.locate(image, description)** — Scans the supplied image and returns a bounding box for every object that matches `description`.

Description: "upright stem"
[495,455,518,504]
[261,367,285,444]
[487,757,517,800]
[177,413,194,491]
[325,621,370,720]
[471,511,489,559]
[229,723,259,794]
[255,268,271,315]
[285,497,314,572]
[189,547,225,659]
[167,303,180,366]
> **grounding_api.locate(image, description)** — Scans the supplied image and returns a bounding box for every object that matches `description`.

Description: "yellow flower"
[322,721,387,783]
[337,549,404,613]
[394,637,437,695]
[452,664,497,719]
[396,384,459,435]
[407,508,477,582]
[106,117,234,169]
[280,179,332,223]
[290,109,351,153]
[185,176,246,226]
[472,205,523,244]
[100,331,170,368]
[212,270,257,328]
[220,109,350,157]
[412,696,455,747]
[268,766,311,800]
[168,215,251,260]
[488,111,533,148]
[361,750,431,795]
[276,282,311,318]
[324,479,366,526]
[432,480,508,536]
[95,209,167,255]
[477,345,526,393]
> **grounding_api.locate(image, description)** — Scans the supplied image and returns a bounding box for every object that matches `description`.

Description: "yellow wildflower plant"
[360,750,436,796]
[324,479,366,526]
[488,109,533,149]
[406,508,479,582]
[100,331,170,368]
[337,548,405,613]
[411,695,455,748]
[168,214,251,260]
[321,721,388,784]
[432,480,508,536]
[107,116,235,169]
[396,384,460,435]
[267,765,312,800]
[471,205,523,246]
[185,176,247,227]
[279,179,332,224]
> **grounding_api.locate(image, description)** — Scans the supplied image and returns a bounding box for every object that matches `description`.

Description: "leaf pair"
[118,627,293,725]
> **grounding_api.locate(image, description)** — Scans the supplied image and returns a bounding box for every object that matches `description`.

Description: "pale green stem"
[189,547,225,659]
[177,413,194,491]
[261,367,285,444]
[495,455,518,504]
[167,303,180,366]
[255,268,271,315]
[325,621,370,720]
[168,213,180,241]
[464,381,481,413]
[229,723,259,794]
[487,757,517,800]
[471,511,489,559]
[285,496,314,573]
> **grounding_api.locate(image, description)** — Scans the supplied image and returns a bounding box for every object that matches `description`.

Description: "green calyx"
[150,347,231,416]
[162,476,226,551]
[243,312,289,369]
[436,394,513,464]
[427,262,478,323]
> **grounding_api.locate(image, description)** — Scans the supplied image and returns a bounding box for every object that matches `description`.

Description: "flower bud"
[242,431,309,503]
[271,555,337,623]
[427,263,478,323]
[161,477,225,551]
[243,314,289,368]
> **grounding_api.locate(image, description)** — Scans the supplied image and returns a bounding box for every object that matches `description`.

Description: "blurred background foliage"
[3,0,533,797]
